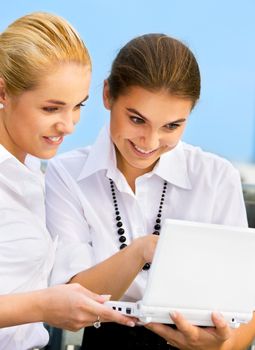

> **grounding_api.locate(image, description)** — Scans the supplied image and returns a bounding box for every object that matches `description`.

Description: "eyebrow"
[126,108,187,124]
[45,95,89,105]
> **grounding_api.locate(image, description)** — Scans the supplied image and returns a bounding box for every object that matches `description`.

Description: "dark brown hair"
[107,33,200,108]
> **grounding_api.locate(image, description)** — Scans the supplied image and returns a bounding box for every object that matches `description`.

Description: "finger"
[82,297,136,327]
[78,285,109,304]
[145,322,181,345]
[100,294,112,301]
[170,311,199,342]
[211,312,231,340]
[100,306,137,327]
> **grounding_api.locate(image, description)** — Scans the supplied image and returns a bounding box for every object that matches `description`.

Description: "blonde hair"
[0,12,91,96]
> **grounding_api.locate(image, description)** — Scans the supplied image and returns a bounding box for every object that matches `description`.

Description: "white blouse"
[45,125,247,301]
[0,145,55,350]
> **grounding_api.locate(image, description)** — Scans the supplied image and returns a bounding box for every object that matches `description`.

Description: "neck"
[0,112,26,163]
[115,148,155,193]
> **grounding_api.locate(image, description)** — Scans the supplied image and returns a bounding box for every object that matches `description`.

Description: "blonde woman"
[0,12,159,350]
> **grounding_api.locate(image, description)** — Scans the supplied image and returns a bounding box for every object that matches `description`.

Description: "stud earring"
[0,103,4,109]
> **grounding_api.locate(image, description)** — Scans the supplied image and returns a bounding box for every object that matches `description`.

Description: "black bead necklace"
[109,178,168,270]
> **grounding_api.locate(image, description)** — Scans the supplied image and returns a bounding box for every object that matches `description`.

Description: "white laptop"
[105,219,255,328]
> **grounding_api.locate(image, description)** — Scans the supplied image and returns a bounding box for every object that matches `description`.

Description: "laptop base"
[105,300,252,328]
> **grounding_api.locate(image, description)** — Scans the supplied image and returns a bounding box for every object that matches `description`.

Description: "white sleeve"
[212,165,248,227]
[0,208,50,294]
[45,160,95,285]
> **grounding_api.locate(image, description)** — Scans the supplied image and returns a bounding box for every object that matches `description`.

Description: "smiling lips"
[43,136,63,145]
[129,140,159,158]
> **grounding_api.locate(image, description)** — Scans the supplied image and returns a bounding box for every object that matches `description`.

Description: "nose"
[55,113,76,135]
[140,129,160,150]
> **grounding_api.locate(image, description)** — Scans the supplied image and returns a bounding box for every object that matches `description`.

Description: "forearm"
[70,236,150,299]
[0,290,44,327]
[221,313,255,350]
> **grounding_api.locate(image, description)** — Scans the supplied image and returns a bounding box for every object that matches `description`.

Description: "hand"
[41,283,136,331]
[145,311,233,350]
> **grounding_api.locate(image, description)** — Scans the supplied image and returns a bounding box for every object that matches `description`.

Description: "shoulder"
[181,142,240,180]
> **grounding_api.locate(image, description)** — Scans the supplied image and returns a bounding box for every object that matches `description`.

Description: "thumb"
[95,294,112,304]
[211,312,231,340]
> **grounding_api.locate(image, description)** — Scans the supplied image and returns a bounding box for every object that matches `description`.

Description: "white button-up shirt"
[0,145,55,350]
[45,125,247,301]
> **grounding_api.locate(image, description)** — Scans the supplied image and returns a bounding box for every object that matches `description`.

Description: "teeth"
[48,136,61,142]
[134,144,155,154]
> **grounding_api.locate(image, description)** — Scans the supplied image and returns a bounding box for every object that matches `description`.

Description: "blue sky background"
[1,0,255,163]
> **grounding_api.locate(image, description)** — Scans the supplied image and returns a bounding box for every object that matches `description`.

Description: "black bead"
[142,263,151,270]
[117,228,125,235]
[154,224,161,230]
[109,178,168,270]
[119,236,126,243]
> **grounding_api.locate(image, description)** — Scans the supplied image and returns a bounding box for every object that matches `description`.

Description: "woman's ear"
[103,80,112,110]
[0,78,8,108]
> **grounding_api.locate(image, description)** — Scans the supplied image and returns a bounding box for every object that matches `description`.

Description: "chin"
[31,150,58,160]
[132,160,156,171]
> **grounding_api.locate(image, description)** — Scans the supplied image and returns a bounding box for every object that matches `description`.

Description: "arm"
[212,165,247,227]
[45,160,158,299]
[70,235,157,299]
[221,315,255,350]
[0,284,136,330]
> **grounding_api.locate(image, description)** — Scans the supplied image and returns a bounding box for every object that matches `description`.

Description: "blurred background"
[1,1,255,348]
[1,0,255,170]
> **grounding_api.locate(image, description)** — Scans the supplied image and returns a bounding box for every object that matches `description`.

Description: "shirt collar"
[0,144,13,164]
[0,144,41,172]
[153,141,192,190]
[77,125,117,181]
[77,125,192,190]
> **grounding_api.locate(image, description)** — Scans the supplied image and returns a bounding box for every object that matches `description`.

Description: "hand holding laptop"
[145,310,233,349]
[106,219,255,329]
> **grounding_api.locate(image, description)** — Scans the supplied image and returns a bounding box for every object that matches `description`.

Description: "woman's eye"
[43,106,59,113]
[165,123,180,130]
[130,116,144,124]
[75,102,85,110]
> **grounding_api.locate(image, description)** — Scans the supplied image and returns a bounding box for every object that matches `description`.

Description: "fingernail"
[101,294,111,301]
[127,321,136,327]
[170,311,177,319]
[214,312,223,320]
[213,312,226,326]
